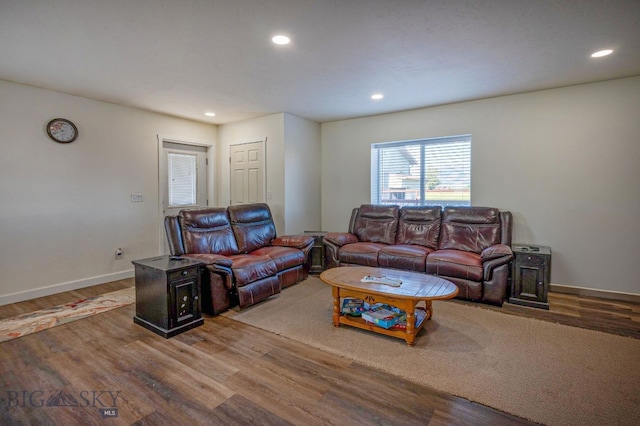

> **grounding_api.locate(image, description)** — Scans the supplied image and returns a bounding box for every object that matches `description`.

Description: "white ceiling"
[1,0,639,125]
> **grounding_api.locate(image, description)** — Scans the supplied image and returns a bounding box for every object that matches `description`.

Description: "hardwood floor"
[1,278,638,425]
[458,291,640,339]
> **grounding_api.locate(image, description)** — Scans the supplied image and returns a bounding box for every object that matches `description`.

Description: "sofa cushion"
[228,203,277,253]
[252,246,306,271]
[396,206,441,249]
[180,208,239,255]
[378,244,432,272]
[352,204,399,245]
[339,242,386,266]
[227,254,278,287]
[438,207,501,253]
[426,249,483,281]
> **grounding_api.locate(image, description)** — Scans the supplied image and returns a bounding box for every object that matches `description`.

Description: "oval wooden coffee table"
[319,266,459,346]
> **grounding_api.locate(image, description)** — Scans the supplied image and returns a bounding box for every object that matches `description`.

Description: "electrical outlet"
[131,193,143,202]
[115,248,123,259]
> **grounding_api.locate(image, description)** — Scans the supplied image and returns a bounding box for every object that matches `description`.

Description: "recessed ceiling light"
[371,93,384,100]
[591,49,613,58]
[272,35,290,45]
[205,112,216,117]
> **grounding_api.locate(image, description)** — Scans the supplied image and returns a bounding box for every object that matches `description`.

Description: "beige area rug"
[0,287,135,343]
[223,277,640,426]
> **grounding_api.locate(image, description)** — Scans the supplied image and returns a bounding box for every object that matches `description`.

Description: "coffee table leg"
[425,300,433,320]
[332,286,340,327]
[403,301,416,346]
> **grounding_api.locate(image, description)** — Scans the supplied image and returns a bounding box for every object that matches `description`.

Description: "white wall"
[283,113,321,234]
[321,76,640,295]
[0,80,217,304]
[217,113,286,231]
[217,113,321,235]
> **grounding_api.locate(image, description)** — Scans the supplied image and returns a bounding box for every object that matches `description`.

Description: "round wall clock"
[46,118,78,143]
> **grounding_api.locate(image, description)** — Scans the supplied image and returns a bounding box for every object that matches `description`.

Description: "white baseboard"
[0,269,135,306]
[550,283,640,304]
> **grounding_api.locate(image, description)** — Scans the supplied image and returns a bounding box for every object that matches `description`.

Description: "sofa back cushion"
[396,206,441,249]
[179,208,239,256]
[439,207,501,253]
[352,204,399,245]
[228,203,277,253]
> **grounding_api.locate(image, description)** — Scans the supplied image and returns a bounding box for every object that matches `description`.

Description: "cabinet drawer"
[168,268,198,282]
[516,254,546,266]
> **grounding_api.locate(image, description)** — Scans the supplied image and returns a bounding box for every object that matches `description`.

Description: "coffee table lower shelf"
[336,309,430,345]
[332,286,433,346]
[321,266,459,346]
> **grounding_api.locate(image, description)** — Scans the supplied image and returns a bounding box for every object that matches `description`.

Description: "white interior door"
[230,141,265,205]
[159,141,208,253]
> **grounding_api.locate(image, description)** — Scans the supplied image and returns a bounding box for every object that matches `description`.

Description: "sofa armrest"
[182,253,233,268]
[322,234,356,269]
[182,254,235,297]
[481,245,513,282]
[323,232,359,247]
[272,234,315,257]
[272,235,314,249]
[481,244,513,262]
[164,215,185,256]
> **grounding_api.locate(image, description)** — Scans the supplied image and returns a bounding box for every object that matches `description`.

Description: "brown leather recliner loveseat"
[323,204,513,305]
[164,203,314,315]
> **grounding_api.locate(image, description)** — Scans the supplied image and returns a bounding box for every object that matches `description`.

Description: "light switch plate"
[131,193,143,202]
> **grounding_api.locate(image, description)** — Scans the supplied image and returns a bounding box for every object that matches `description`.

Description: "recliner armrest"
[323,232,359,247]
[481,244,513,262]
[481,245,513,281]
[182,253,234,268]
[272,235,314,250]
[164,215,185,256]
[272,234,315,257]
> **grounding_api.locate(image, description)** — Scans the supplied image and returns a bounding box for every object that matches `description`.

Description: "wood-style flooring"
[456,291,640,339]
[1,278,638,425]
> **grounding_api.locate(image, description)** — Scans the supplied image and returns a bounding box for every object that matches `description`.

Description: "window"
[168,152,197,207]
[371,135,471,207]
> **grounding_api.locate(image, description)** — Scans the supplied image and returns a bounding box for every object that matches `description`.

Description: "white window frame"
[371,135,471,207]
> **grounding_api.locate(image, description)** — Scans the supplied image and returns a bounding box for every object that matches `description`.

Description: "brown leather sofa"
[164,203,314,315]
[323,204,513,305]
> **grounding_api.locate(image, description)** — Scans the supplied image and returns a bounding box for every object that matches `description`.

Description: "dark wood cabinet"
[509,244,551,309]
[304,231,327,274]
[132,256,204,338]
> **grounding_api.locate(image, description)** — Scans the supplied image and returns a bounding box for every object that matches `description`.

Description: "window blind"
[168,153,197,207]
[371,135,471,207]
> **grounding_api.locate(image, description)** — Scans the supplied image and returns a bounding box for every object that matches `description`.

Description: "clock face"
[47,118,78,143]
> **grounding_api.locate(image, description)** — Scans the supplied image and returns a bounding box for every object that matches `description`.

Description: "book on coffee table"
[389,308,427,330]
[341,298,366,316]
[361,304,406,329]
